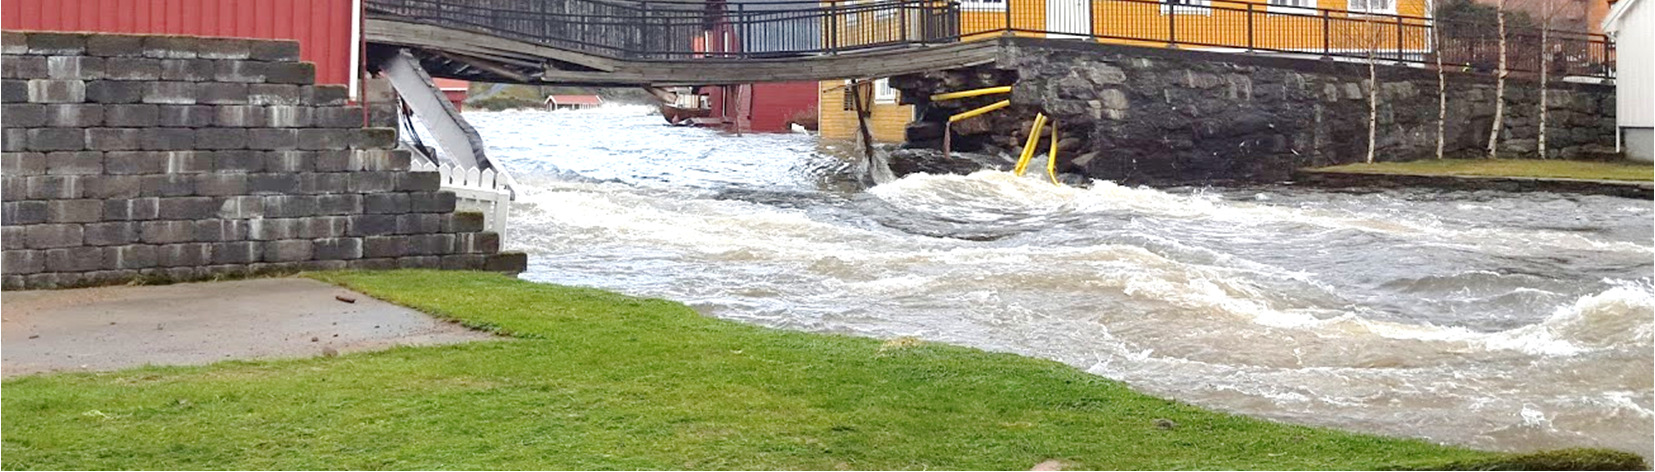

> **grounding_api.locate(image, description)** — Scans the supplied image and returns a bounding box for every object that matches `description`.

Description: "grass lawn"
[2,271,1644,470]
[1312,159,1654,182]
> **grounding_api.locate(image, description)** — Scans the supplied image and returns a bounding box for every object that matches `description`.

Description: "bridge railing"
[366,0,1613,78]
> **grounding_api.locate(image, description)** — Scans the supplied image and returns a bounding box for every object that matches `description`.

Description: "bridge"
[362,0,1615,86]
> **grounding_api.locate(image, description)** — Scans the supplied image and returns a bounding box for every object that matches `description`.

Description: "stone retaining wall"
[1,31,526,290]
[893,38,1620,184]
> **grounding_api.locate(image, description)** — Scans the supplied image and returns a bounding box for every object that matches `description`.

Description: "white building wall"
[1610,0,1654,162]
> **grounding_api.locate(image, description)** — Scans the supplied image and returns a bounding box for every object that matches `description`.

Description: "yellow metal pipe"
[1046,119,1060,185]
[1014,113,1047,176]
[947,100,1010,123]
[930,85,1013,102]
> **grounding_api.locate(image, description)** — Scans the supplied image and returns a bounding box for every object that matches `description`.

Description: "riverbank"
[1313,159,1653,182]
[1298,159,1653,198]
[2,270,1643,470]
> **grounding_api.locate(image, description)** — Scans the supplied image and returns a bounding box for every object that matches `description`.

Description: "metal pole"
[901,0,910,43]
[1395,15,1404,62]
[1245,3,1254,52]
[738,2,747,59]
[1005,0,1013,34]
[830,0,839,54]
[1167,3,1176,47]
[1322,10,1331,56]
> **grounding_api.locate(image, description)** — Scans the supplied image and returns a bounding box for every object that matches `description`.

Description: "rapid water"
[468,107,1655,458]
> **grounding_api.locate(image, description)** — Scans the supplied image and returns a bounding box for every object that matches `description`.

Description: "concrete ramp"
[1,278,494,377]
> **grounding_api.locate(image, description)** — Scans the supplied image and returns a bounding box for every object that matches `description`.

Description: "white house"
[1604,0,1653,162]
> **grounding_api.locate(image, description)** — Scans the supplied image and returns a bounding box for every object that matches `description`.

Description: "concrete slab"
[2,277,494,377]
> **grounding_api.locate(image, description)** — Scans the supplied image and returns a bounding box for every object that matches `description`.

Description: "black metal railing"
[366,0,1614,78]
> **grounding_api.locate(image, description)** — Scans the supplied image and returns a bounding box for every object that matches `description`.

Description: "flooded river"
[466,107,1654,457]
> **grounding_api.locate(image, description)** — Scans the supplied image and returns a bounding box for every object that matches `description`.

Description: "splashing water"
[470,108,1654,458]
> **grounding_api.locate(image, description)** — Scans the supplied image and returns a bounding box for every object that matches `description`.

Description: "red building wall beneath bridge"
[1,0,358,87]
[705,81,819,133]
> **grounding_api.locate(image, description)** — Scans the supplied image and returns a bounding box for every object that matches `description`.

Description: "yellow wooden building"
[818,0,1433,142]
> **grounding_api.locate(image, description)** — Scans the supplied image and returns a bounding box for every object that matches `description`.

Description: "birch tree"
[1430,0,1446,159]
[1485,0,1508,158]
[1533,0,1574,159]
[1364,10,1384,164]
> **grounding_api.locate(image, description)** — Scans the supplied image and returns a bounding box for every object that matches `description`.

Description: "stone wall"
[1,31,526,290]
[893,38,1619,184]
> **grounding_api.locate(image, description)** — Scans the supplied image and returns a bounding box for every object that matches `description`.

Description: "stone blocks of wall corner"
[3,31,524,289]
[27,79,87,103]
[102,59,160,82]
[26,33,87,56]
[85,80,144,103]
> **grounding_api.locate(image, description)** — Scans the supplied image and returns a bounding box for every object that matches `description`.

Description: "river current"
[465,107,1654,457]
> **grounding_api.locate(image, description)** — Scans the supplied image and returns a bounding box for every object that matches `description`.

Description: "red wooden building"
[2,0,360,90]
[701,82,818,133]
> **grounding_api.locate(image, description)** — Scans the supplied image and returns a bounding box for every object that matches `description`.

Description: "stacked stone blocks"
[2,31,526,289]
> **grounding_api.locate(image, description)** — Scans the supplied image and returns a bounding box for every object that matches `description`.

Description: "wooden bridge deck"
[366,18,1002,86]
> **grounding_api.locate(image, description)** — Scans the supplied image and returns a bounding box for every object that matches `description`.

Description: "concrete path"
[2,278,493,377]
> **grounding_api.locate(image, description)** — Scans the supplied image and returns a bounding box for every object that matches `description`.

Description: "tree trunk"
[1433,4,1446,160]
[1538,13,1551,159]
[1365,14,1381,164]
[1486,0,1508,159]
[1368,51,1379,164]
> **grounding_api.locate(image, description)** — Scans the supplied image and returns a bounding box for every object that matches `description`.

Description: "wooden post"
[851,80,877,169]
[943,121,953,160]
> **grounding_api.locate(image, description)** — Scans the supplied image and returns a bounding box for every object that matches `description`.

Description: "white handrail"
[409,161,513,236]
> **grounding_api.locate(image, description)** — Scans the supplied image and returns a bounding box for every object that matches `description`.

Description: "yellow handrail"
[1046,118,1060,185]
[930,86,1012,102]
[1013,113,1046,176]
[947,100,1011,123]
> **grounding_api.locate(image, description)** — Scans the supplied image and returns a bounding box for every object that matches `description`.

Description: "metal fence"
[366,0,1614,78]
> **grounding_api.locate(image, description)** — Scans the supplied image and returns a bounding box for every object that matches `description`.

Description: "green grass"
[2,271,1644,470]
[1312,159,1653,182]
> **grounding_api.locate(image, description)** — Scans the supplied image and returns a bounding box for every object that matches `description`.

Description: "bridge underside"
[365,18,1002,86]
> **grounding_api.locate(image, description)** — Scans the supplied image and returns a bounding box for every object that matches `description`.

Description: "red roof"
[545,95,604,105]
[433,78,470,91]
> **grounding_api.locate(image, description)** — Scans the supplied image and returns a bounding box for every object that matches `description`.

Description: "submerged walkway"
[1,278,491,377]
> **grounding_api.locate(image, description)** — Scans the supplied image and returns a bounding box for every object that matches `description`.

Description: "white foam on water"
[480,109,1654,459]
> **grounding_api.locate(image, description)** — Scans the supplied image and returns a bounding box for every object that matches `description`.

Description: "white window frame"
[1266,0,1317,15]
[959,0,1006,11]
[1160,0,1211,16]
[873,78,897,104]
[1346,0,1396,15]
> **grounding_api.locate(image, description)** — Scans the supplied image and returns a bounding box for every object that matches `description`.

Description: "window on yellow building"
[1268,0,1317,15]
[959,0,1006,11]
[1347,0,1395,14]
[874,78,898,103]
[1161,0,1211,15]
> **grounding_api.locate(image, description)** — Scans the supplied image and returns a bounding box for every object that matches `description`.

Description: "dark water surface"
[468,107,1654,457]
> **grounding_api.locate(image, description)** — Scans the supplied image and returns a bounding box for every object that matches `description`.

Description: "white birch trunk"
[1486,0,1508,158]
[1537,6,1554,159]
[1433,6,1447,159]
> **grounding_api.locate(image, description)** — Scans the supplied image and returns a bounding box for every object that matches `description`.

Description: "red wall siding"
[2,0,357,86]
[748,81,817,133]
[704,82,817,133]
